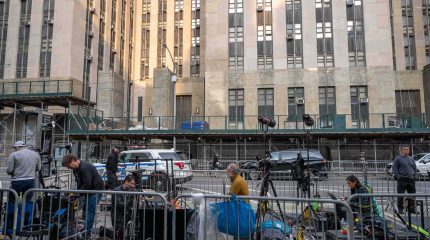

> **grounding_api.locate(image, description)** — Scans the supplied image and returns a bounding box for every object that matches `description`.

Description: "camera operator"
[226,163,248,196]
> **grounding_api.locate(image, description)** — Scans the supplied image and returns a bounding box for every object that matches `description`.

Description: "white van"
[93,149,193,185]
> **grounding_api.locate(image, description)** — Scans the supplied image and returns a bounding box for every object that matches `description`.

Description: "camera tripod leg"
[256,178,286,227]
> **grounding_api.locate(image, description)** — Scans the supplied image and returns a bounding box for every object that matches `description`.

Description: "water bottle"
[340,218,348,235]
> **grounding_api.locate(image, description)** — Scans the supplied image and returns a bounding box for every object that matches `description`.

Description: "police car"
[93,149,193,185]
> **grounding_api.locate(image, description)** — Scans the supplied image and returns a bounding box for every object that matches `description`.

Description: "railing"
[0,80,79,98]
[1,187,428,239]
[68,113,430,132]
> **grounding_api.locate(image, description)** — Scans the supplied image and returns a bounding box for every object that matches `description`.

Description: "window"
[191,0,200,76]
[395,90,421,116]
[315,0,334,68]
[258,88,274,118]
[98,0,105,71]
[319,86,336,116]
[82,0,94,100]
[423,0,430,64]
[402,0,416,70]
[157,0,167,68]
[257,0,273,69]
[350,86,369,125]
[119,0,126,76]
[288,87,304,119]
[286,0,303,68]
[141,0,151,79]
[347,0,365,66]
[110,0,117,70]
[0,0,9,79]
[174,0,184,76]
[39,0,55,78]
[229,0,244,70]
[137,96,143,121]
[16,0,32,78]
[229,89,244,128]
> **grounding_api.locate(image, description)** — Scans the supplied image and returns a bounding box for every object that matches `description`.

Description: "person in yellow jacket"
[226,163,249,196]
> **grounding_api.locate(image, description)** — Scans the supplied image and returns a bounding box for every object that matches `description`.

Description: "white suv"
[93,149,193,186]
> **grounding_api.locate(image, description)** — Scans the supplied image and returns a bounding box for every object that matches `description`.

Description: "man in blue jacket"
[392,145,417,214]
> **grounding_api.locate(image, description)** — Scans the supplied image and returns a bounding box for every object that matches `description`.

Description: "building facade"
[1,0,430,160]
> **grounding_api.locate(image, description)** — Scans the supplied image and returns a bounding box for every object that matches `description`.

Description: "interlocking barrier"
[20,189,168,240]
[174,194,355,240]
[346,193,430,240]
[0,188,18,239]
[1,187,428,239]
[177,170,430,198]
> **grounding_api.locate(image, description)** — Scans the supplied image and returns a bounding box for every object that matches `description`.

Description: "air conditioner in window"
[287,33,294,40]
[100,15,104,21]
[296,97,305,105]
[257,6,264,12]
[111,24,115,30]
[112,49,118,54]
[89,7,96,14]
[88,31,94,37]
[346,0,354,6]
[87,55,93,61]
[46,19,54,24]
[25,20,31,26]
[360,98,369,104]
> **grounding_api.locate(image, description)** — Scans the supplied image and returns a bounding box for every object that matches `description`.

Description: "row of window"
[228,87,422,126]
[190,0,200,76]
[230,0,365,70]
[98,0,106,71]
[229,86,369,123]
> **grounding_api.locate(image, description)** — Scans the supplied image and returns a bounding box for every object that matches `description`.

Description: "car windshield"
[159,152,181,160]
[176,152,188,160]
[121,152,153,163]
[413,153,427,161]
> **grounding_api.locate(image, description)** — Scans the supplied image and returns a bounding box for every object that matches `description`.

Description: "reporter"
[346,175,371,218]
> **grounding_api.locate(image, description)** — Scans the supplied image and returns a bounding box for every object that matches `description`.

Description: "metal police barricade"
[20,188,169,240]
[347,193,430,239]
[0,188,18,239]
[173,194,355,240]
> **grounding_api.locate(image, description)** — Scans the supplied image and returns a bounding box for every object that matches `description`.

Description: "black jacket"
[74,161,104,190]
[106,153,119,173]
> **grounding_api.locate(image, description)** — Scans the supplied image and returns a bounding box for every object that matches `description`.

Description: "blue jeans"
[83,194,101,234]
[10,179,35,203]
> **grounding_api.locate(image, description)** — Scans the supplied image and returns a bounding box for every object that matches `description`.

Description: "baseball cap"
[13,141,26,147]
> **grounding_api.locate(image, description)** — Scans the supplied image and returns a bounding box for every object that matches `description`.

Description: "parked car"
[93,149,193,188]
[385,153,428,176]
[240,149,328,179]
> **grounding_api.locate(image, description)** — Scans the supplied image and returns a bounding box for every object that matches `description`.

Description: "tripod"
[255,122,285,228]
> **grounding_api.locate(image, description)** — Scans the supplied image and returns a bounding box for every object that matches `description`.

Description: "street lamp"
[163,44,177,150]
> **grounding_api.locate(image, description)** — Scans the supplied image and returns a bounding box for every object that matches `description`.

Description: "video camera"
[256,152,277,171]
[291,153,306,181]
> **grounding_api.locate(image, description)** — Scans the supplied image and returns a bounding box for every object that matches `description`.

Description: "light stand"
[255,117,286,229]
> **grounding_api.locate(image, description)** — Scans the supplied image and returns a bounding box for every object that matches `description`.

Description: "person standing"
[392,145,417,214]
[213,154,220,170]
[7,141,41,202]
[62,154,104,238]
[226,163,248,196]
[106,147,120,189]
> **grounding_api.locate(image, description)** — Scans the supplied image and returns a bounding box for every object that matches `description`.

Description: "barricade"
[178,169,430,198]
[20,188,169,240]
[174,194,355,239]
[0,188,18,239]
[347,193,430,240]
